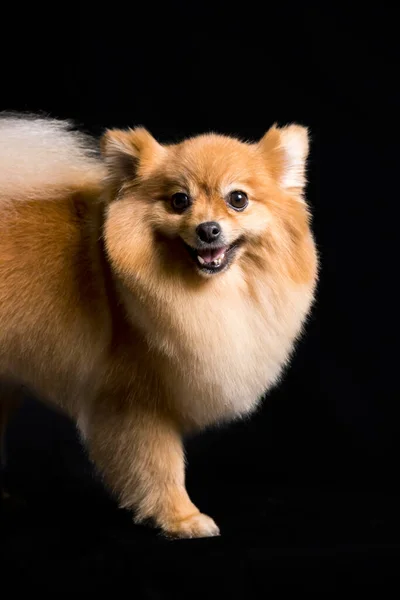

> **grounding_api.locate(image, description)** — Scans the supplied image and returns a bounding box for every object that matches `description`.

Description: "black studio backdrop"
[1,2,400,594]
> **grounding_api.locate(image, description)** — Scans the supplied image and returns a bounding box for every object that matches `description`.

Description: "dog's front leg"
[85,404,220,539]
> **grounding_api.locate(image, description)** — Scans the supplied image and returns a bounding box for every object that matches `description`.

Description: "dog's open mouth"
[183,240,242,274]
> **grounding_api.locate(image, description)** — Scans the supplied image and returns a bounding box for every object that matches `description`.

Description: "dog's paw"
[164,513,220,539]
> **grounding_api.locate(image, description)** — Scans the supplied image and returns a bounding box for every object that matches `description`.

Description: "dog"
[0,114,318,537]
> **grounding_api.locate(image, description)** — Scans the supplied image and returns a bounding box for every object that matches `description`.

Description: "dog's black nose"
[196,221,221,244]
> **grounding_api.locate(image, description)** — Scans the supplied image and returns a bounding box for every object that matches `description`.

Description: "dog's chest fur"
[129,267,314,428]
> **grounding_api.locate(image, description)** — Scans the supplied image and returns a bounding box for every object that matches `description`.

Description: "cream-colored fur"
[0,115,318,538]
[0,114,104,199]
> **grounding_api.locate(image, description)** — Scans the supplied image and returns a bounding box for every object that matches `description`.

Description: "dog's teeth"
[198,253,225,268]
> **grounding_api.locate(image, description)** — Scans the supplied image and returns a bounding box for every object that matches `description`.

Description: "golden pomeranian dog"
[0,114,318,538]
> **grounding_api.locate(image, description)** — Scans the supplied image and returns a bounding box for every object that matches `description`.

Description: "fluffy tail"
[0,113,105,200]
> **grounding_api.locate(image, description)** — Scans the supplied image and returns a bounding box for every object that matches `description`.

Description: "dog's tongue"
[198,246,226,264]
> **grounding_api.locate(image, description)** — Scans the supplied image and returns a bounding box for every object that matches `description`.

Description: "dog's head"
[101,124,315,285]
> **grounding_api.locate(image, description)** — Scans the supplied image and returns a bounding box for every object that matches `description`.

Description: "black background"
[1,2,400,594]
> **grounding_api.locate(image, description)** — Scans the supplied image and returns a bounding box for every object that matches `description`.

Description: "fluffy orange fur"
[0,114,318,537]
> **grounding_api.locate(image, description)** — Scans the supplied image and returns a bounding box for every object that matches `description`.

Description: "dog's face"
[101,124,314,283]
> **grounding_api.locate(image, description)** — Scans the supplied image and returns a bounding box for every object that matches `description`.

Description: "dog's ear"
[100,127,166,192]
[258,124,310,196]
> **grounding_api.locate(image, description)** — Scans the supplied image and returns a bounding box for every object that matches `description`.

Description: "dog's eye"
[171,192,191,212]
[227,190,248,211]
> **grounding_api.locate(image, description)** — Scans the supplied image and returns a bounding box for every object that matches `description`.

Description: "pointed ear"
[100,127,166,190]
[258,124,310,195]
